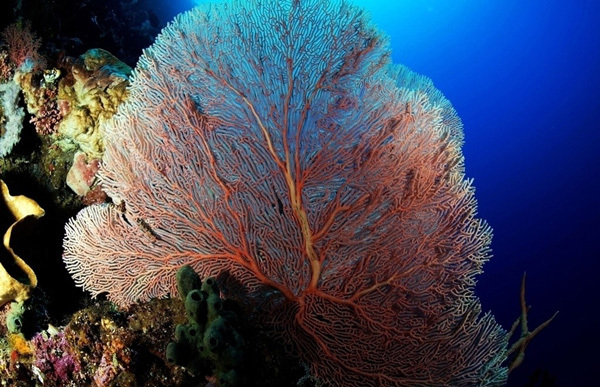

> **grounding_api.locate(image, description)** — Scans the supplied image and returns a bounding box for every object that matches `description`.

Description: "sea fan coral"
[63,1,508,385]
[0,22,44,72]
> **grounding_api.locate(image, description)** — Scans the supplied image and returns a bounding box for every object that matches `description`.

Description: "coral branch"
[506,272,559,373]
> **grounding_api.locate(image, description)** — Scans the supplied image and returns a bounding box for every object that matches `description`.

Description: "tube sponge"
[166,265,245,386]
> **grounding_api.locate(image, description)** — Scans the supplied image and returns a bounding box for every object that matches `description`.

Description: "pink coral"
[0,50,13,82]
[0,22,45,71]
[29,84,62,135]
[31,331,81,383]
[63,1,508,385]
[66,151,101,196]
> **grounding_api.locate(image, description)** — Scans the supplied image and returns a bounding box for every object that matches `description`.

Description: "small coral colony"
[0,1,555,386]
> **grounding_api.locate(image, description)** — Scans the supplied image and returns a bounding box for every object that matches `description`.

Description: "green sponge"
[166,266,244,386]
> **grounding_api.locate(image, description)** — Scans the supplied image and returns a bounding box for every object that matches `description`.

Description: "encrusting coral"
[56,48,131,159]
[65,151,102,198]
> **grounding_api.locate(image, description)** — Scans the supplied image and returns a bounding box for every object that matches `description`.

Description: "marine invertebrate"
[0,80,24,157]
[166,266,244,385]
[66,151,101,197]
[0,50,12,83]
[31,329,82,384]
[26,69,63,135]
[0,21,44,72]
[5,301,26,333]
[63,1,508,385]
[0,180,44,306]
[56,48,131,159]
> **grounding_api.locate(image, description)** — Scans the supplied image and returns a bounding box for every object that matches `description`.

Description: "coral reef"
[0,299,197,386]
[62,1,507,385]
[30,328,81,384]
[0,294,310,386]
[0,1,555,386]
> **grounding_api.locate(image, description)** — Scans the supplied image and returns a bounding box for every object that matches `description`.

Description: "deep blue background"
[169,0,599,384]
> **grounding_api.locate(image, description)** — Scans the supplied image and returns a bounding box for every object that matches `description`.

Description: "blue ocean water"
[170,0,599,384]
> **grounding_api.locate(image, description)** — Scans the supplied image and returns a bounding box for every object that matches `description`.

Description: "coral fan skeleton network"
[63,0,515,385]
